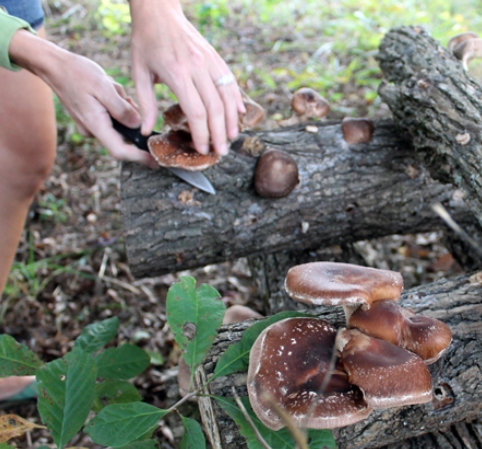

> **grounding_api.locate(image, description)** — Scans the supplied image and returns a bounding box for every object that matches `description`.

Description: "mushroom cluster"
[247,262,452,430]
[448,31,482,70]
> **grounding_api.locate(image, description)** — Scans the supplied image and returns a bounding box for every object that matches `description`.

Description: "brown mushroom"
[452,37,482,70]
[254,149,299,198]
[280,87,330,127]
[239,90,265,130]
[163,104,190,133]
[338,329,433,408]
[284,262,403,319]
[447,31,479,52]
[247,317,371,430]
[348,299,452,364]
[341,117,375,144]
[148,130,221,171]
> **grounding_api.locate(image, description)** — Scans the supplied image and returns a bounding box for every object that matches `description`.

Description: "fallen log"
[199,272,482,448]
[377,26,482,227]
[120,119,475,278]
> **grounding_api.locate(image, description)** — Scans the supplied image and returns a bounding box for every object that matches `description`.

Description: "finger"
[97,82,141,129]
[217,81,241,141]
[132,63,158,135]
[191,75,229,155]
[173,82,211,155]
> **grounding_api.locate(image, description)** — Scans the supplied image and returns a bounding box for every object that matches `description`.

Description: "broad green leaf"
[215,396,336,449]
[94,344,150,380]
[74,317,119,353]
[180,416,206,449]
[0,335,43,376]
[115,440,157,449]
[85,402,168,447]
[93,381,142,411]
[37,347,96,449]
[0,443,15,449]
[213,311,314,379]
[166,276,225,373]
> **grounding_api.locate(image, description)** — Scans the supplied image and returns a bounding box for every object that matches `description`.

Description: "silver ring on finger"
[215,73,235,87]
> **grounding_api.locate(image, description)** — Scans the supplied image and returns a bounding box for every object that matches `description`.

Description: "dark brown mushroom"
[341,117,375,144]
[254,149,299,198]
[148,130,221,171]
[279,87,330,127]
[239,90,265,130]
[338,329,433,408]
[163,104,190,133]
[348,300,452,364]
[247,317,371,430]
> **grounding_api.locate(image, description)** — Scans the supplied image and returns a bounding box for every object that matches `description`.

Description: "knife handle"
[111,116,150,152]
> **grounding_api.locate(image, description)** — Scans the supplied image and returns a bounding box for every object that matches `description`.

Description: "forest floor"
[1,0,477,447]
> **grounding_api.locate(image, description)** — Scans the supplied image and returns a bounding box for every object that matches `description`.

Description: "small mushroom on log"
[279,87,330,126]
[254,149,299,198]
[447,31,479,52]
[341,117,375,144]
[452,37,482,70]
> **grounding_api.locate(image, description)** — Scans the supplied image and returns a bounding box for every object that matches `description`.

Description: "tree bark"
[200,272,482,448]
[377,26,482,227]
[120,120,475,278]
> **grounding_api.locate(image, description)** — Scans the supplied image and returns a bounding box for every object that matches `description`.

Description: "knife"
[111,117,216,195]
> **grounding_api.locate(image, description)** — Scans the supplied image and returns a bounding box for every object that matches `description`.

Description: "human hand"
[9,29,158,169]
[129,0,245,156]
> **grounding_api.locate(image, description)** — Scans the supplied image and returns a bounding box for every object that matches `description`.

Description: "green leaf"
[94,380,142,411]
[74,317,119,353]
[85,402,168,447]
[166,276,225,373]
[37,347,96,449]
[0,443,15,449]
[115,440,158,449]
[180,416,206,449]
[95,344,150,380]
[0,334,43,376]
[213,311,314,379]
[215,396,336,449]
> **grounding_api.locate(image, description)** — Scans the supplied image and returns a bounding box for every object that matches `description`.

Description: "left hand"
[128,0,245,156]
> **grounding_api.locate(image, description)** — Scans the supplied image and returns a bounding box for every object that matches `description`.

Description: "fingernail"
[199,144,209,155]
[219,143,229,156]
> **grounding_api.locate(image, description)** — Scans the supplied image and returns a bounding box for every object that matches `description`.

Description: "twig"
[261,392,309,449]
[232,388,273,449]
[432,202,482,259]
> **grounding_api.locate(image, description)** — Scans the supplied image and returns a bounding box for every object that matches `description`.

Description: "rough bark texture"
[120,120,475,278]
[201,272,482,448]
[377,26,482,227]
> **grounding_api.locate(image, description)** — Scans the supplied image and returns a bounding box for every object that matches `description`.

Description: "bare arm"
[8,29,157,168]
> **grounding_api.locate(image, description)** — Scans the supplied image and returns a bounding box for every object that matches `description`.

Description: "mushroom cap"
[453,38,482,69]
[291,87,330,118]
[341,117,375,144]
[284,262,403,308]
[339,329,433,409]
[254,149,299,198]
[239,90,265,130]
[163,104,190,133]
[247,317,371,430]
[348,300,452,364]
[148,130,221,171]
[447,31,479,52]
[223,304,263,325]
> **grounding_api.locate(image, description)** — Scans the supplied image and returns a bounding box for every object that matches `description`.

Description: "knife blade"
[111,117,216,195]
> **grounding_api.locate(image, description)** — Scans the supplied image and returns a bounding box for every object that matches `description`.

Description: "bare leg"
[0,27,57,294]
[0,27,56,399]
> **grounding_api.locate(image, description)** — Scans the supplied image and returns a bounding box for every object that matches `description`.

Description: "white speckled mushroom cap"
[284,262,403,308]
[148,130,221,171]
[247,317,371,430]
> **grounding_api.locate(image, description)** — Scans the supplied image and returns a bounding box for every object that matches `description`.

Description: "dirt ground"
[0,1,471,447]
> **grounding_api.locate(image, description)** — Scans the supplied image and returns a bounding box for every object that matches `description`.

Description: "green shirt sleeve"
[0,7,36,71]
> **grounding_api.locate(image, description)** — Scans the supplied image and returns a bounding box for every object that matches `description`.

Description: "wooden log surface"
[200,272,482,448]
[377,26,482,227]
[120,119,476,278]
